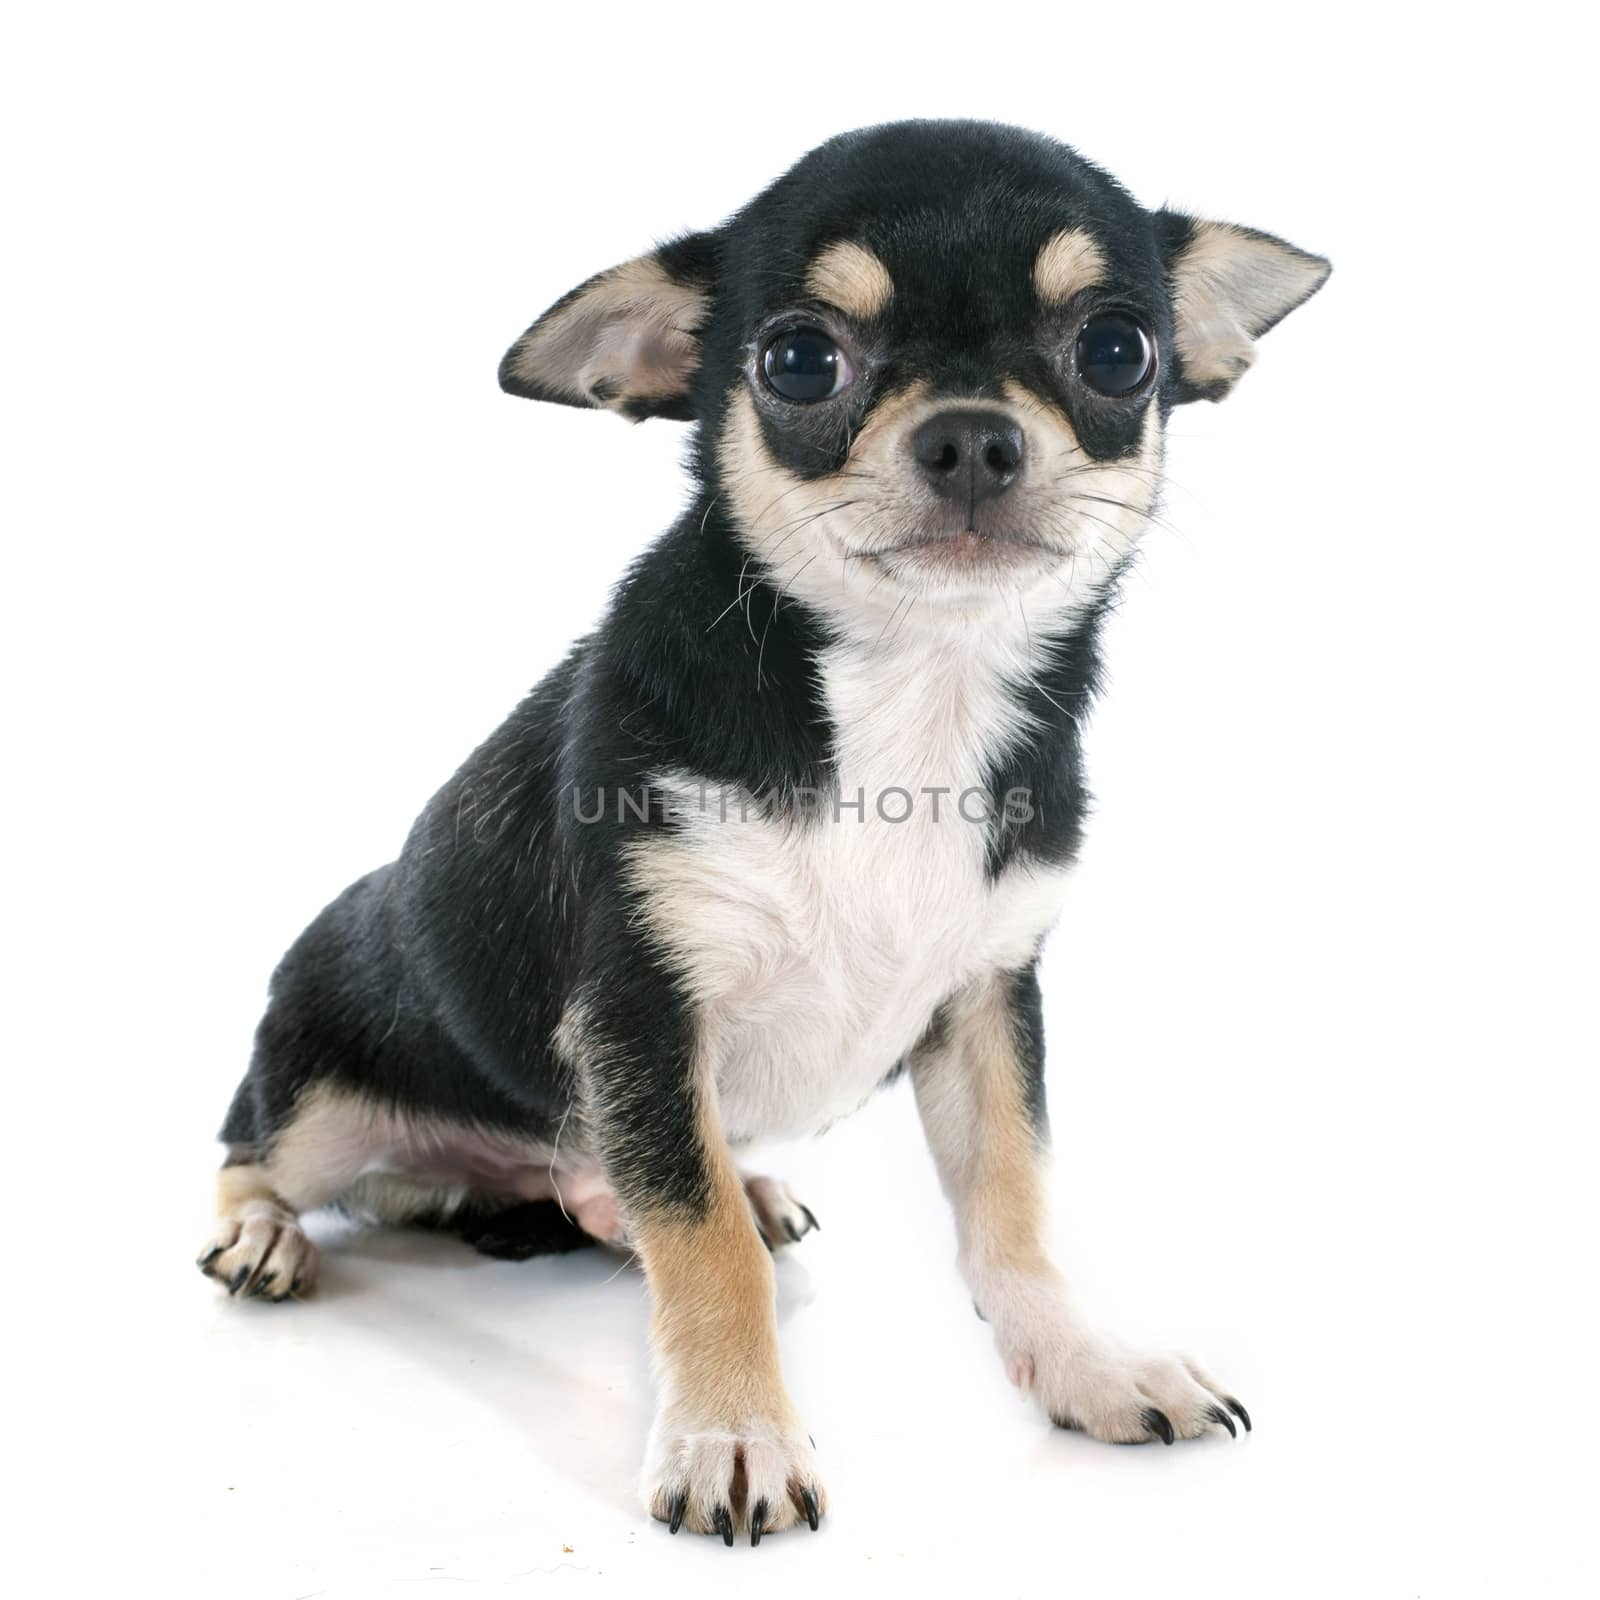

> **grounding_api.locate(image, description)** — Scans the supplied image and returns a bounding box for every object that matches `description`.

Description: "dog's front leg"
[574,996,824,1544]
[910,967,1249,1445]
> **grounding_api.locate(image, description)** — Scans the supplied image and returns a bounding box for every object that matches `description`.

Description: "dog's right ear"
[498,232,718,421]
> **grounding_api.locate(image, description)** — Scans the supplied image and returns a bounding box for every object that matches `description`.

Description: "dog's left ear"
[498,232,717,421]
[1155,212,1330,402]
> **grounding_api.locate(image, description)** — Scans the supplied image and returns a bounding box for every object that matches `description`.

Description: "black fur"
[432,1200,596,1261]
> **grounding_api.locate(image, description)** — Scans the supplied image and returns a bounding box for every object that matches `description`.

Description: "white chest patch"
[625,611,1075,1143]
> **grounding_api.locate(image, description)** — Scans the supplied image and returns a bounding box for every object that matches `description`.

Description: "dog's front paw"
[644,1410,826,1545]
[984,1275,1249,1445]
[1030,1342,1249,1444]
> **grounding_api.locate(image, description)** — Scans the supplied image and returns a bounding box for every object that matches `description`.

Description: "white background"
[5,5,1595,1597]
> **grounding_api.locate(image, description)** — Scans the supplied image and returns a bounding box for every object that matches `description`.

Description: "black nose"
[911,409,1025,507]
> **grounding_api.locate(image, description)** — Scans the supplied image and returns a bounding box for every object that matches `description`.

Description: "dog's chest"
[633,628,1070,1142]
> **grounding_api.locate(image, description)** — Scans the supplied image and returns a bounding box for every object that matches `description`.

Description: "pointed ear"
[498,231,717,421]
[1155,212,1330,402]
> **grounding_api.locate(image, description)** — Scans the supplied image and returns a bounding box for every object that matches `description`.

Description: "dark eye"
[1075,313,1154,397]
[761,328,855,402]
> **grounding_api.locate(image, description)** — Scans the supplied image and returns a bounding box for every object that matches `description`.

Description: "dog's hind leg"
[196,1157,323,1301]
[196,1085,379,1300]
[741,1174,820,1251]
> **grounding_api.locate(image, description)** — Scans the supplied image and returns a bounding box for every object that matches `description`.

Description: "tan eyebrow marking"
[804,240,895,319]
[1032,228,1108,305]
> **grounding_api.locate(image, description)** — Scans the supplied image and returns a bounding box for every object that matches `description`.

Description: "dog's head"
[501,121,1328,626]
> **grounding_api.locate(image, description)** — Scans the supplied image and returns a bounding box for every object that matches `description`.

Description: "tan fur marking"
[1032,228,1108,306]
[1170,222,1259,388]
[252,1082,575,1213]
[1000,378,1085,465]
[1169,219,1330,391]
[910,973,1051,1277]
[505,254,709,410]
[632,1094,796,1428]
[1001,378,1163,560]
[216,1162,292,1220]
[258,1082,387,1209]
[632,1068,823,1530]
[717,381,930,563]
[804,239,894,319]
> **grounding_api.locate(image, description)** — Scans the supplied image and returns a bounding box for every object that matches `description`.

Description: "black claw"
[1207,1405,1237,1439]
[1225,1397,1252,1433]
[800,1485,820,1531]
[249,1275,276,1300]
[799,1204,819,1233]
[750,1499,769,1546]
[668,1491,686,1535]
[973,1299,987,1322]
[227,1266,252,1296]
[784,1217,802,1244]
[197,1245,223,1269]
[1142,1408,1175,1446]
[714,1505,734,1547]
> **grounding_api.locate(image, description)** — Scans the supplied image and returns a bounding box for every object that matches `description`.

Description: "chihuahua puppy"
[200,120,1328,1545]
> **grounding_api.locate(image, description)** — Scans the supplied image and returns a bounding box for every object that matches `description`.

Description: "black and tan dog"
[200,120,1328,1545]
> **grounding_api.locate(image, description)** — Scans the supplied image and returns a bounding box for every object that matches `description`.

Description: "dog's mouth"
[868,528,1062,573]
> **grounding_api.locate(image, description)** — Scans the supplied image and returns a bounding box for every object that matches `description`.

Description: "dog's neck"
[603,498,1108,866]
